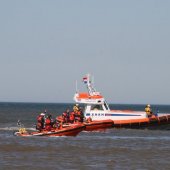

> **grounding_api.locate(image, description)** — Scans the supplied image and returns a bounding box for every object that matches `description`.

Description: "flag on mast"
[82,76,88,84]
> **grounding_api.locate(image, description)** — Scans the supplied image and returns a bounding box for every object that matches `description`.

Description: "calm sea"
[0,102,170,170]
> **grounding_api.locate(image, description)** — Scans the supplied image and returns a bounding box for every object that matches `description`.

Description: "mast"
[84,74,97,96]
[75,80,78,93]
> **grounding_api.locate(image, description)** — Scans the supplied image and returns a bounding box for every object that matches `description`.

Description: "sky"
[0,0,170,104]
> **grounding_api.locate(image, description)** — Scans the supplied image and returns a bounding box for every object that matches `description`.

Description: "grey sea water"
[0,103,170,170]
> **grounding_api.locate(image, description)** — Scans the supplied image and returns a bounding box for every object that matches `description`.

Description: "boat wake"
[0,127,35,131]
[109,135,170,140]
[88,135,170,141]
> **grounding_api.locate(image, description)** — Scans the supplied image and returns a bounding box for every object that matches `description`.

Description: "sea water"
[0,102,170,170]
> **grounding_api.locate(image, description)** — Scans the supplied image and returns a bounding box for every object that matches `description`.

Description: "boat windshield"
[91,104,103,111]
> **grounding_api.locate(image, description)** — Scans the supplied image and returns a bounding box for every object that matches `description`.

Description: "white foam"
[0,127,35,131]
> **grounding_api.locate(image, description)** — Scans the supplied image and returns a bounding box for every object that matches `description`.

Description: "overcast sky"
[0,0,170,104]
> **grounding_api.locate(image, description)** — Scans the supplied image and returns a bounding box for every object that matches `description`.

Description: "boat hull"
[113,114,170,129]
[14,124,85,137]
[83,119,113,131]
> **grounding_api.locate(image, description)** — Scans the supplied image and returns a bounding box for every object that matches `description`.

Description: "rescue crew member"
[45,115,52,131]
[79,107,84,122]
[48,114,55,128]
[73,104,79,112]
[55,119,60,129]
[36,113,45,131]
[69,111,75,123]
[74,109,81,122]
[62,109,70,123]
[145,104,152,117]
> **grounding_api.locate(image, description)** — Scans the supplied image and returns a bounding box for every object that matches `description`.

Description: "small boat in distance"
[73,74,170,129]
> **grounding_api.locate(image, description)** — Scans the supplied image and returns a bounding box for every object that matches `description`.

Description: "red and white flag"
[82,76,88,83]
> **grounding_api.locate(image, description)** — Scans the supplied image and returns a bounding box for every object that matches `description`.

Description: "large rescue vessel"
[74,74,170,129]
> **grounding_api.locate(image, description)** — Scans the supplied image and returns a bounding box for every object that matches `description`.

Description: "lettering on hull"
[86,113,141,117]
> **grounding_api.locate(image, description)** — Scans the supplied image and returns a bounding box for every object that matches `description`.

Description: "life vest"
[45,118,52,131]
[37,115,43,122]
[56,116,64,123]
[145,107,151,114]
[145,107,152,117]
[78,111,81,116]
[74,111,81,122]
[69,112,75,121]
[45,118,51,125]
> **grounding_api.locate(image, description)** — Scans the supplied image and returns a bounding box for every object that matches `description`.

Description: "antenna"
[85,73,96,95]
[92,75,95,87]
[76,80,78,93]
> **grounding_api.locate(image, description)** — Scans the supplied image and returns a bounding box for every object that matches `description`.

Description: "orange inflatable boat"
[14,124,85,137]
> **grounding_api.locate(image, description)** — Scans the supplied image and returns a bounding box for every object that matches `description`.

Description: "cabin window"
[91,104,103,111]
